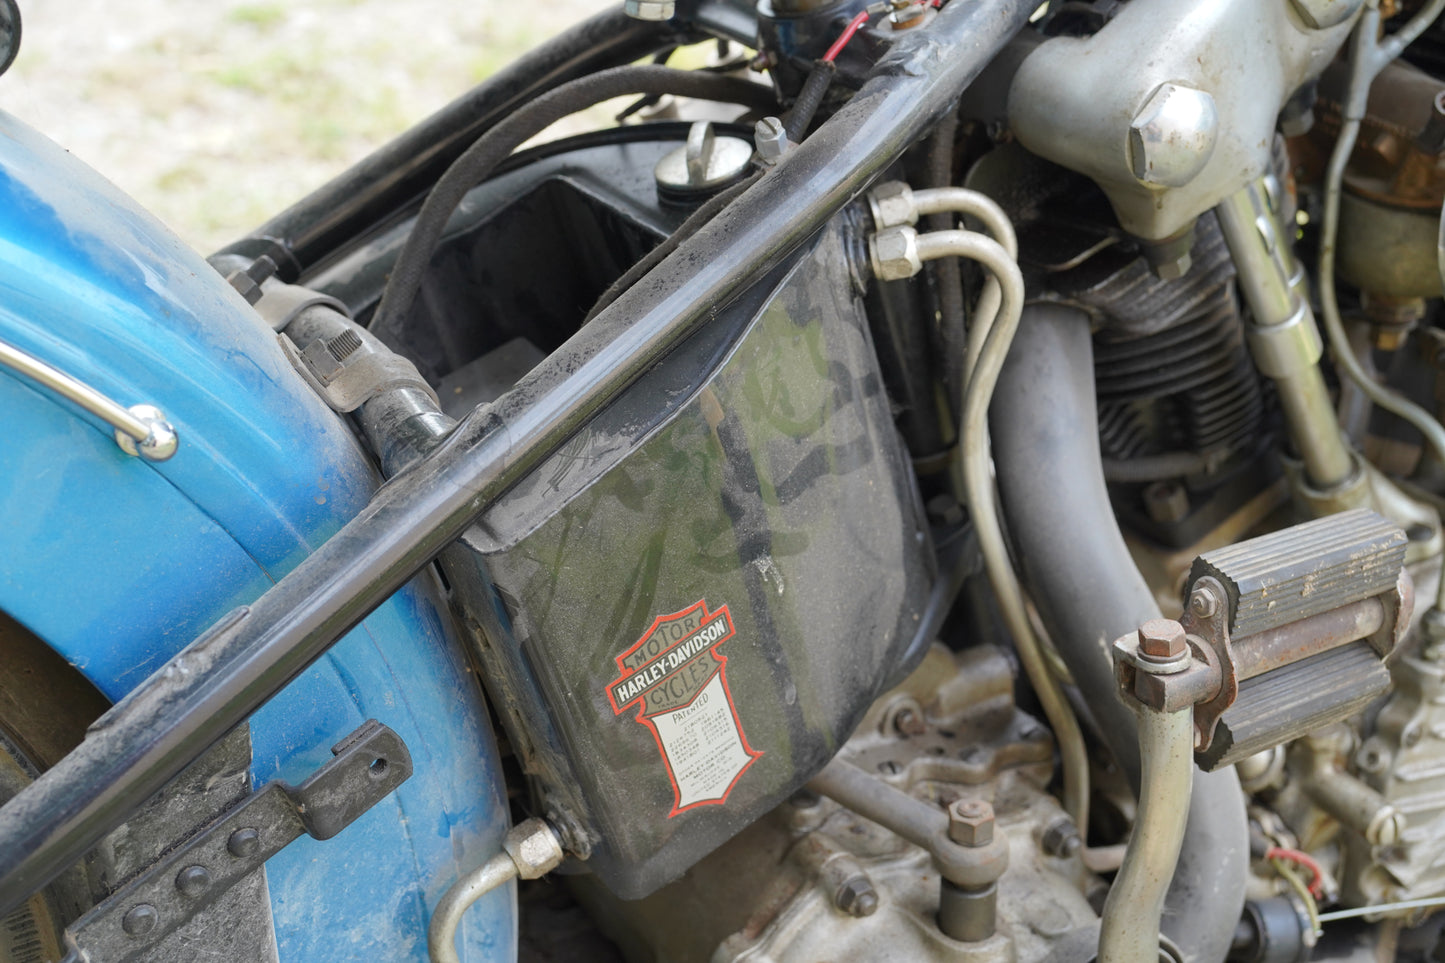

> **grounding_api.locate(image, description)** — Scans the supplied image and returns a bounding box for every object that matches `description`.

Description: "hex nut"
[1127,82,1218,189]
[835,876,880,917]
[1040,817,1082,858]
[1137,618,1188,661]
[503,818,565,880]
[624,0,676,20]
[868,181,917,229]
[948,798,994,847]
[870,226,923,282]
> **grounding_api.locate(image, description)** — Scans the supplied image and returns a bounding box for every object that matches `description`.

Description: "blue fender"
[0,111,514,961]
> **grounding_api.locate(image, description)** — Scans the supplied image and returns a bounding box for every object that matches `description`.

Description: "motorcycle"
[2,0,1445,959]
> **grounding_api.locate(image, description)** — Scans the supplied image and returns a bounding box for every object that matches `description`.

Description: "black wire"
[369,65,777,337]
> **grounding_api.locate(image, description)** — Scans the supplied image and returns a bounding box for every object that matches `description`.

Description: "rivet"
[227,827,261,858]
[121,903,158,937]
[175,864,211,898]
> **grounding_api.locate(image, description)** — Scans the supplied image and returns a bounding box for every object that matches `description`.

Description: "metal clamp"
[61,721,412,963]
[0,337,178,461]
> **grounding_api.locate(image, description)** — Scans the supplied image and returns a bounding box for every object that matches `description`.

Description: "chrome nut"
[624,0,675,20]
[870,226,922,281]
[868,180,917,229]
[502,818,565,880]
[1288,0,1364,29]
[1127,82,1219,189]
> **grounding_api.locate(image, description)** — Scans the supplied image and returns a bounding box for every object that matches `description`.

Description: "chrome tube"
[1216,181,1354,489]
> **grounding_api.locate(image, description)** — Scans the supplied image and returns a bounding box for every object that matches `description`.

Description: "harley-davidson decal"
[607,600,761,816]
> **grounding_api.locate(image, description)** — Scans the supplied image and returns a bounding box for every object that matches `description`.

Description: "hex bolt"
[121,903,158,937]
[1040,816,1083,858]
[1137,619,1187,661]
[894,707,926,736]
[754,116,790,162]
[227,827,261,858]
[835,876,880,917]
[941,799,1002,942]
[948,798,995,847]
[175,864,212,899]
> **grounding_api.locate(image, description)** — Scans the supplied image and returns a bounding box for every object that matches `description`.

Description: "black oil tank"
[442,217,933,898]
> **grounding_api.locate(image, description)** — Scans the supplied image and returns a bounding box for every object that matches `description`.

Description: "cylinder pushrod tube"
[0,0,1039,916]
[1216,180,1355,489]
[1099,705,1195,963]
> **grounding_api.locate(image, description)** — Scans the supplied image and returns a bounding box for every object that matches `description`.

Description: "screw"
[754,116,790,162]
[175,865,211,899]
[121,904,158,937]
[227,827,261,858]
[835,876,880,917]
[1188,588,1218,620]
[1040,817,1082,858]
[948,798,994,847]
[1137,618,1187,661]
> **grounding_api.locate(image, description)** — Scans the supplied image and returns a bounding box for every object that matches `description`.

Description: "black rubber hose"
[923,109,965,423]
[783,59,836,141]
[369,65,777,341]
[990,304,1247,963]
[217,7,679,277]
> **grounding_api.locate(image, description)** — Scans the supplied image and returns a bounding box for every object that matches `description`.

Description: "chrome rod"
[0,337,177,460]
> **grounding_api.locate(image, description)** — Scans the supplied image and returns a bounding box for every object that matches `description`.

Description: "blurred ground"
[1,0,614,253]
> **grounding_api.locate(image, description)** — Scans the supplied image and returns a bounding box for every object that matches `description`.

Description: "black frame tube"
[0,0,1037,914]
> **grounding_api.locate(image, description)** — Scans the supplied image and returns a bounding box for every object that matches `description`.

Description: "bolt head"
[1137,618,1187,661]
[121,903,158,937]
[835,877,880,917]
[948,798,995,846]
[870,226,922,281]
[175,864,211,899]
[753,116,789,162]
[1127,83,1218,189]
[868,181,916,230]
[1040,817,1082,858]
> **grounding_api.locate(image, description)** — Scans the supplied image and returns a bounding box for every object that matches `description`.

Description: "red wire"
[822,10,871,62]
[1266,847,1325,899]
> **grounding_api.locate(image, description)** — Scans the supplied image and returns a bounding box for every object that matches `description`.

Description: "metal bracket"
[61,721,411,963]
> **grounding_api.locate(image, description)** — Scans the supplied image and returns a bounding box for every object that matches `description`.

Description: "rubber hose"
[370,65,778,338]
[990,304,1247,963]
[924,110,966,420]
